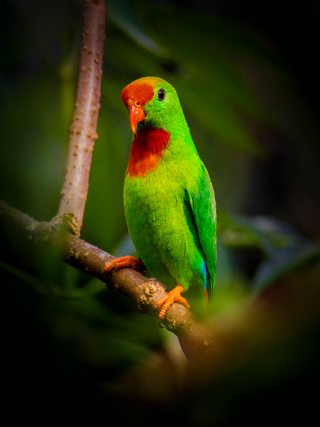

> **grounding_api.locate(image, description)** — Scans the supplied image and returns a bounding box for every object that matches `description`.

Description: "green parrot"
[105,77,217,320]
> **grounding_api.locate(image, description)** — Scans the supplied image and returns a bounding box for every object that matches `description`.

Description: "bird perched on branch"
[105,77,217,320]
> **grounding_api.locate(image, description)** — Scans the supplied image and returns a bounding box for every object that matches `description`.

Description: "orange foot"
[104,256,146,275]
[156,285,190,320]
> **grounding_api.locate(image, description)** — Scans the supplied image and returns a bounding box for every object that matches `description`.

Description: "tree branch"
[57,0,106,236]
[0,200,215,364]
[2,196,320,371]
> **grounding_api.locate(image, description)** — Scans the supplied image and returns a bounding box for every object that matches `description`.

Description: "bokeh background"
[1,0,319,424]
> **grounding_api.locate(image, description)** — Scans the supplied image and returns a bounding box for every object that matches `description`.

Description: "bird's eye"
[158,88,166,101]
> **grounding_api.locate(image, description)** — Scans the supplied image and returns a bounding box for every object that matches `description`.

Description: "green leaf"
[219,213,320,291]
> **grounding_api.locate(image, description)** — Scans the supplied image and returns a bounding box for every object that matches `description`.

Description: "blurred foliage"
[0,0,319,424]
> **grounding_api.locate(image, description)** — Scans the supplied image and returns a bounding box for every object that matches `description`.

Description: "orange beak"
[129,103,146,136]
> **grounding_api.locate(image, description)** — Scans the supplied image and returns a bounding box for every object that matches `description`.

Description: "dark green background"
[1,0,319,424]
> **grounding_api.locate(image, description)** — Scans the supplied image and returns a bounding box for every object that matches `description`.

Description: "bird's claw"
[104,256,146,275]
[104,259,117,275]
[107,263,115,273]
[155,285,190,321]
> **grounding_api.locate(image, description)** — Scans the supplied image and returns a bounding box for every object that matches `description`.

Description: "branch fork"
[0,0,220,366]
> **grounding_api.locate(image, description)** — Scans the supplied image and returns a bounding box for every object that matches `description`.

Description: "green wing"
[187,165,217,298]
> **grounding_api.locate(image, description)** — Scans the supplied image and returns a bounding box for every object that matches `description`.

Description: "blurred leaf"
[219,213,277,251]
[80,277,106,298]
[146,4,271,155]
[219,213,320,291]
[179,79,264,156]
[0,261,47,294]
[0,74,68,220]
[108,0,167,56]
[253,243,320,291]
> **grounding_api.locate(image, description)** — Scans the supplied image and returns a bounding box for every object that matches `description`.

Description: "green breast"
[124,153,206,291]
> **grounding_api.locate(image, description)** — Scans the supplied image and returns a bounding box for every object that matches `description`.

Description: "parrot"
[105,76,217,321]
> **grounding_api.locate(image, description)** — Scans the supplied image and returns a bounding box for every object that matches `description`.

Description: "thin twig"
[57,0,106,236]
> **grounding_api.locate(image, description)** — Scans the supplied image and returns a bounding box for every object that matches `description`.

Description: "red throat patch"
[126,128,170,178]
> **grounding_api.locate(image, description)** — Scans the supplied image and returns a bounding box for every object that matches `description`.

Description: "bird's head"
[121,77,183,136]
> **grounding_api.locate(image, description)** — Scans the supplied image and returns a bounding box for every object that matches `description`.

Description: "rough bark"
[57,0,106,235]
[0,200,216,365]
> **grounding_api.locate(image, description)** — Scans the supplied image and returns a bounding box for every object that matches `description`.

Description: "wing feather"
[186,165,217,298]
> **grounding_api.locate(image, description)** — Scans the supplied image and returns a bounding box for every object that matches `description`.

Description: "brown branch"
[2,198,320,371]
[57,0,106,236]
[0,200,216,364]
